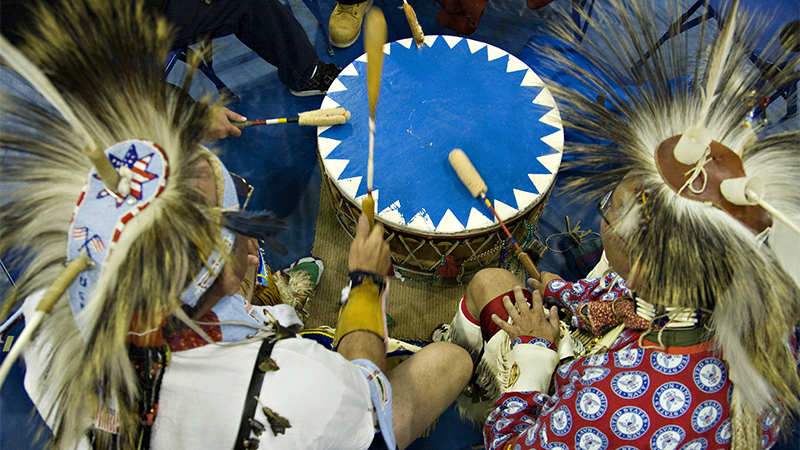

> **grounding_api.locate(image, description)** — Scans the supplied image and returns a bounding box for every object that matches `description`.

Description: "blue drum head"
[319,36,563,237]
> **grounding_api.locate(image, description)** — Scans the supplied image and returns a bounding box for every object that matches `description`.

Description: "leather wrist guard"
[334,278,386,348]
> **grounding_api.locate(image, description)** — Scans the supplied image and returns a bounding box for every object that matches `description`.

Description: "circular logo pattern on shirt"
[549,280,567,291]
[653,382,692,418]
[651,425,686,450]
[610,406,650,440]
[540,424,549,447]
[611,371,650,399]
[762,410,778,431]
[715,418,732,444]
[541,395,560,416]
[599,291,619,301]
[562,383,577,399]
[576,387,608,420]
[486,408,500,426]
[525,422,540,445]
[488,433,511,450]
[492,418,513,434]
[550,406,573,436]
[549,443,569,450]
[558,360,578,379]
[501,396,528,416]
[678,437,708,450]
[574,427,609,450]
[513,423,531,435]
[529,338,552,349]
[614,348,645,368]
[583,354,610,367]
[692,358,727,393]
[571,282,585,295]
[651,352,690,374]
[520,415,536,425]
[580,367,611,386]
[691,400,722,433]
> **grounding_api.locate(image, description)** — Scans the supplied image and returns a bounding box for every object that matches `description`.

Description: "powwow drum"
[318,36,563,280]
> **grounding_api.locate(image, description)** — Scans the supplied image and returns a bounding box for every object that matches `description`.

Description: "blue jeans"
[164,0,320,90]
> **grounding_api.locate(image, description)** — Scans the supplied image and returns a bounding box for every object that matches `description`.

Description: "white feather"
[696,0,739,127]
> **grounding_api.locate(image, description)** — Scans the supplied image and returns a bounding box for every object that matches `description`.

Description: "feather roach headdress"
[534,0,800,443]
[0,0,284,447]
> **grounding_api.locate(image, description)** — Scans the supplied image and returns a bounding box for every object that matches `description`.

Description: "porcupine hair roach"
[0,0,231,447]
[533,0,800,433]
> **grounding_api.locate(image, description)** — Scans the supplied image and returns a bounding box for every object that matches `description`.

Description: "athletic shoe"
[289,62,341,97]
[328,0,373,49]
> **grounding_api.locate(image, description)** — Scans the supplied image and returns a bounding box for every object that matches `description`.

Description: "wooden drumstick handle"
[362,194,375,228]
[517,250,541,282]
[365,8,387,122]
[364,10,385,228]
[449,148,542,281]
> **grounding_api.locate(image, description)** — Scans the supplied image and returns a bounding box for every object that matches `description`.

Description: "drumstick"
[232,108,351,129]
[363,8,387,227]
[448,149,542,281]
[402,0,425,47]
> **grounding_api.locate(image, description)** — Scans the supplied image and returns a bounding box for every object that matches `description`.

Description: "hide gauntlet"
[334,277,386,347]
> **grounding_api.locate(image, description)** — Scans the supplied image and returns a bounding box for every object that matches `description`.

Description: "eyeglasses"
[230,173,254,211]
[597,188,615,224]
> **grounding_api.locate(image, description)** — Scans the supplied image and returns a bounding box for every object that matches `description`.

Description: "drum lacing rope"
[501,221,541,276]
[451,239,508,284]
[394,267,440,285]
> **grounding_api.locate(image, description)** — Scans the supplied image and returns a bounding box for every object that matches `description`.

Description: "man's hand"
[245,237,260,267]
[205,107,245,141]
[491,286,560,344]
[348,213,391,276]
[529,271,561,298]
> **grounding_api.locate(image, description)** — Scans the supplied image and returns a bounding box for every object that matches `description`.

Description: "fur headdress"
[0,0,282,447]
[535,0,800,434]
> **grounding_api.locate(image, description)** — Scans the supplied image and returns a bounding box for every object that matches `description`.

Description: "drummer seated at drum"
[189,157,474,449]
[439,174,795,449]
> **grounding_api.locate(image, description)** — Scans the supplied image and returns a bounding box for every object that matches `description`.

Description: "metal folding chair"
[166,38,240,102]
[301,0,335,56]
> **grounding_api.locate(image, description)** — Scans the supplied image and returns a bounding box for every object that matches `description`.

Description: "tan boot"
[329,0,374,49]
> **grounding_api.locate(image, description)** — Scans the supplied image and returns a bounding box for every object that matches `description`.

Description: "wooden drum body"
[318,36,563,280]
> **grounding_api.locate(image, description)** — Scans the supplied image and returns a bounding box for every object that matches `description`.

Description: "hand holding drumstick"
[449,148,542,281]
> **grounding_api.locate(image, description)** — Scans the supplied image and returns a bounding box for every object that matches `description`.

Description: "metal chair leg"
[303,0,335,56]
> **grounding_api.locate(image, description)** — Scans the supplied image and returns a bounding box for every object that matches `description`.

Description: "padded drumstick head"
[449,149,487,198]
[298,108,352,126]
[403,1,425,47]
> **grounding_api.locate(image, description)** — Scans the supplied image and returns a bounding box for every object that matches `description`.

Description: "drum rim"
[320,166,554,240]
